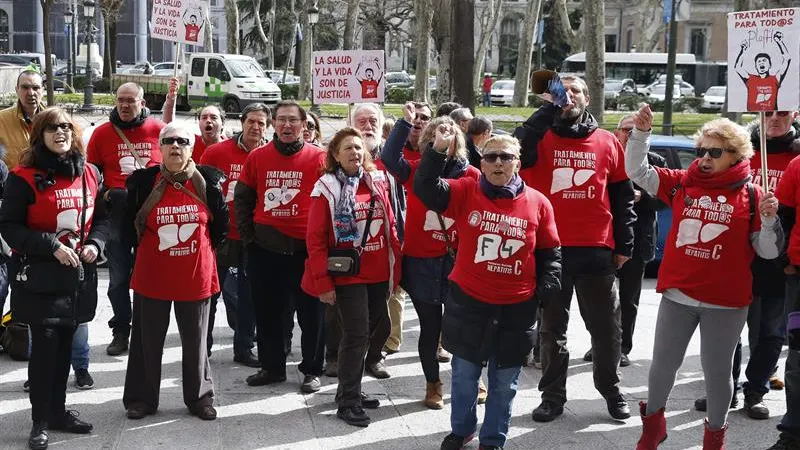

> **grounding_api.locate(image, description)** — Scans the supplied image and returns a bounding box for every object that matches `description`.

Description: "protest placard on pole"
[312,50,386,104]
[728,7,800,192]
[150,0,209,47]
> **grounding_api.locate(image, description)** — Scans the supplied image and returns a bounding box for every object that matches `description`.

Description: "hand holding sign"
[634,104,653,132]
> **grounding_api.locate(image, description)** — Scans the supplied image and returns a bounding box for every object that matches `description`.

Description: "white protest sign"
[727,8,800,112]
[313,50,385,104]
[150,0,208,47]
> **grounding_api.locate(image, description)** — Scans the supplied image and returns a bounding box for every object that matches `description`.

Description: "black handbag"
[15,171,87,295]
[327,194,375,277]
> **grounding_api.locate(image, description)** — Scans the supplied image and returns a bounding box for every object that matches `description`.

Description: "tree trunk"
[362,1,387,51]
[41,0,54,105]
[473,0,503,93]
[104,16,112,78]
[343,0,361,50]
[298,5,312,100]
[432,0,451,104]
[583,0,605,124]
[512,0,541,107]
[253,0,270,53]
[413,0,432,102]
[552,0,582,53]
[450,0,474,110]
[267,1,276,68]
[225,0,240,54]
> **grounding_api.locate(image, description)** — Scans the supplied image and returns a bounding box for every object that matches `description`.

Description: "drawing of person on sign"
[355,57,383,99]
[734,31,791,111]
[183,9,204,43]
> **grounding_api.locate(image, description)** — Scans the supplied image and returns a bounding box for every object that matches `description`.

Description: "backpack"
[0,312,30,361]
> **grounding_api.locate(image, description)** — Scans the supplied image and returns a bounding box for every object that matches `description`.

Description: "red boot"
[636,402,667,450]
[703,420,727,450]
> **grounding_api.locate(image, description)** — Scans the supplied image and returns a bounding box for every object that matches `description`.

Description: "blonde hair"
[482,135,521,157]
[693,118,754,161]
[418,116,467,160]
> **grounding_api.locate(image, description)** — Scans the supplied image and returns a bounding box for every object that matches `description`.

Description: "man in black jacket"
[514,75,636,422]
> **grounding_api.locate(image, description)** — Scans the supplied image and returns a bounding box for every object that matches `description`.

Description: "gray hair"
[450,107,473,123]
[117,82,144,99]
[159,121,196,148]
[350,103,385,130]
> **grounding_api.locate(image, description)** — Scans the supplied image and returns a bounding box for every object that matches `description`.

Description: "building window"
[605,34,617,53]
[689,27,708,61]
[0,10,8,54]
[499,17,520,76]
[626,28,633,52]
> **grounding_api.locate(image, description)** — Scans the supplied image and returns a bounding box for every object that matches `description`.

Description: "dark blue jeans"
[450,356,521,448]
[208,263,256,357]
[106,225,133,336]
[742,293,787,396]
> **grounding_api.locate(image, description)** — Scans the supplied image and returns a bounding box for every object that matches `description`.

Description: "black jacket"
[122,165,228,252]
[0,153,109,326]
[633,152,668,263]
[514,104,636,275]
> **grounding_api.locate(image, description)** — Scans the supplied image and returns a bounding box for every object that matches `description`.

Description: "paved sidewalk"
[0,273,788,450]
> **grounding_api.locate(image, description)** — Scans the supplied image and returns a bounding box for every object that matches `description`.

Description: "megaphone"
[530,69,558,94]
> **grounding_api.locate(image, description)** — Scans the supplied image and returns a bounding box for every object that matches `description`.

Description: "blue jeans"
[482,93,491,107]
[742,293,787,396]
[450,356,522,447]
[105,225,133,336]
[71,323,89,370]
[208,263,256,356]
[779,348,800,439]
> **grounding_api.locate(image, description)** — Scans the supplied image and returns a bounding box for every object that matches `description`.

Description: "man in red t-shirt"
[514,75,636,422]
[355,60,383,100]
[86,82,164,357]
[183,13,202,42]
[734,32,791,112]
[482,73,493,107]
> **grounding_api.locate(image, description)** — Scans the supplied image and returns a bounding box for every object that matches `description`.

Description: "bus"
[560,52,727,95]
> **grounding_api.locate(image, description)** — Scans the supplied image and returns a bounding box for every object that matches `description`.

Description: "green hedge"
[279,84,299,100]
[610,95,703,113]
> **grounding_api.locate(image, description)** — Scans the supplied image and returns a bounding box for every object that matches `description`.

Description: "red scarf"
[682,158,752,190]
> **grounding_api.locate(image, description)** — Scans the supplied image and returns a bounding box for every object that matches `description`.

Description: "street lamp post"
[82,0,95,111]
[64,9,74,90]
[308,3,320,115]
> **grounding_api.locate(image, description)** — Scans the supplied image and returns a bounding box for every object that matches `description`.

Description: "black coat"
[0,152,109,326]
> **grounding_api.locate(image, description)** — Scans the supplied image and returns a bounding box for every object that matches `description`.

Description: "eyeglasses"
[306,122,316,130]
[44,122,73,133]
[161,136,191,146]
[482,153,518,163]
[116,97,141,105]
[695,147,735,159]
[415,113,431,122]
[275,116,302,125]
[765,111,791,117]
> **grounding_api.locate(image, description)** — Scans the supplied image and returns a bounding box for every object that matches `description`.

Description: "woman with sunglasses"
[304,111,323,145]
[121,122,228,422]
[382,109,481,410]
[414,131,561,450]
[626,105,783,450]
[0,107,109,450]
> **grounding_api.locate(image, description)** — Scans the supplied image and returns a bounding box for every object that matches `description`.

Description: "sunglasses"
[695,147,734,159]
[161,137,191,146]
[306,122,316,130]
[415,113,431,122]
[765,111,790,117]
[44,122,73,133]
[482,153,518,163]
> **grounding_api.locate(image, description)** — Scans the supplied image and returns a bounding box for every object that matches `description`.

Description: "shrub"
[279,84,299,100]
[386,87,415,104]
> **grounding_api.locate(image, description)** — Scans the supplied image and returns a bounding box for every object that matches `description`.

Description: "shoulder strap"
[669,181,682,203]
[358,194,377,250]
[746,182,756,222]
[112,125,148,169]
[436,213,456,258]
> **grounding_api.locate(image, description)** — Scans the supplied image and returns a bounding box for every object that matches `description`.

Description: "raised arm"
[161,76,179,124]
[751,192,784,260]
[380,102,415,183]
[513,102,558,168]
[774,32,791,84]
[625,104,661,197]
[734,40,750,83]
[413,125,458,213]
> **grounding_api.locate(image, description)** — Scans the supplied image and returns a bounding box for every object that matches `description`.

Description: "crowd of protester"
[0,68,798,450]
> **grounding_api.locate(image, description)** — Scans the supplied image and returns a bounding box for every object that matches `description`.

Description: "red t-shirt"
[402,161,480,258]
[403,143,421,163]
[520,128,628,249]
[200,139,247,241]
[442,178,560,304]
[361,80,379,99]
[185,24,201,42]
[86,120,164,189]
[750,150,797,192]
[237,141,325,240]
[776,156,800,265]
[482,77,493,93]
[130,176,219,301]
[746,75,779,111]
[655,168,761,307]
[13,166,100,245]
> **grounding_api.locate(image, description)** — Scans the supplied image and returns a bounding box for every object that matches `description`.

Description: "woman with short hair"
[121,122,228,422]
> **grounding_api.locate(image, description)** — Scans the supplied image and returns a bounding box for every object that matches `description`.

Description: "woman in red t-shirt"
[414,132,561,450]
[121,122,228,422]
[302,128,401,427]
[626,105,783,450]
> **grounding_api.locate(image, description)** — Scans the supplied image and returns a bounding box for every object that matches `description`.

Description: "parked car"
[604,78,638,99]
[645,134,696,276]
[650,74,696,96]
[646,84,684,102]
[700,85,726,112]
[53,65,101,81]
[265,70,300,84]
[490,79,516,106]
[385,71,413,88]
[152,62,184,76]
[117,62,153,75]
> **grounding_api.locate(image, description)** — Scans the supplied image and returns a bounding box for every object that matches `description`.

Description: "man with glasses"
[235,100,326,394]
[0,70,45,169]
[515,75,636,422]
[87,82,165,356]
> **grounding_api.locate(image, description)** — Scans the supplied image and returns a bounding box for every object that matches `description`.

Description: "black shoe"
[23,380,30,392]
[106,334,129,356]
[440,432,475,450]
[49,410,93,434]
[694,394,739,412]
[28,422,48,450]
[189,404,217,421]
[361,392,380,409]
[337,405,370,427]
[743,392,770,419]
[606,394,631,420]
[126,403,156,420]
[301,375,321,393]
[532,400,563,422]
[324,360,338,377]
[583,349,593,362]
[767,433,800,450]
[620,353,631,367]
[367,360,391,379]
[74,369,94,390]
[246,369,286,386]
[233,351,260,368]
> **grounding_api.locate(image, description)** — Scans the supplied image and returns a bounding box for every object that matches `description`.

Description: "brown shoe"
[424,381,444,409]
[477,379,488,404]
